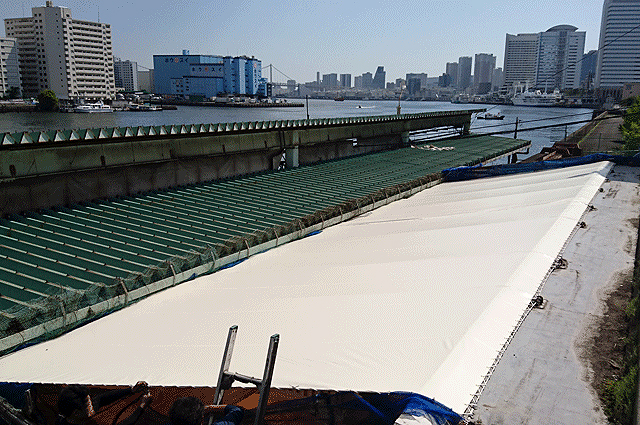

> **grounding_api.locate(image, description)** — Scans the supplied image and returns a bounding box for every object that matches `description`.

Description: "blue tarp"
[266,391,463,424]
[442,154,640,182]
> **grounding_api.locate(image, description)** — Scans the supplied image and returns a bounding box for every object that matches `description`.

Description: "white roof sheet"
[0,161,612,414]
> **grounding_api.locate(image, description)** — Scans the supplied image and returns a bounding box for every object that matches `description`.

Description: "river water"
[0,99,593,161]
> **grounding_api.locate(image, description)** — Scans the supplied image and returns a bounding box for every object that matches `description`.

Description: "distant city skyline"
[1,0,604,83]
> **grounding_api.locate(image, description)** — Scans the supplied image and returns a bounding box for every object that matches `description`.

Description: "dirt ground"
[588,270,633,393]
[585,217,639,418]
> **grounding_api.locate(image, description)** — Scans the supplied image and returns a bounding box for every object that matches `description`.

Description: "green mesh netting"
[0,172,442,353]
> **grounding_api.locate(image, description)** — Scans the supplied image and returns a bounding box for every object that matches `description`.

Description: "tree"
[37,89,59,112]
[620,97,640,151]
[6,87,20,99]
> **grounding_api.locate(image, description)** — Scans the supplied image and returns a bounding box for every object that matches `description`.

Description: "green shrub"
[602,365,638,424]
[36,89,59,111]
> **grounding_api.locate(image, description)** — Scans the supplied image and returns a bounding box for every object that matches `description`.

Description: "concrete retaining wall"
[0,111,477,214]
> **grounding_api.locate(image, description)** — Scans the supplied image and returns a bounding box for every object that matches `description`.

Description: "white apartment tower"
[0,38,22,97]
[4,1,115,100]
[595,0,640,89]
[114,58,138,92]
[503,33,540,89]
[536,25,585,90]
[504,26,585,92]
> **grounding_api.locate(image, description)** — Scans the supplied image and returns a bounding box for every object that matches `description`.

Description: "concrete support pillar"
[285,146,299,168]
[463,122,471,135]
[401,131,410,147]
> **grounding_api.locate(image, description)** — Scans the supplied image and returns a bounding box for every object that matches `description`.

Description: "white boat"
[477,112,505,120]
[73,101,113,113]
[511,89,562,107]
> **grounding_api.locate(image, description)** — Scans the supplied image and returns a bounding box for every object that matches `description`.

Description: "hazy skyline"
[2,0,604,83]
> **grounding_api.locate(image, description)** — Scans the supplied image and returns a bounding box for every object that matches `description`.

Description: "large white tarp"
[0,161,611,414]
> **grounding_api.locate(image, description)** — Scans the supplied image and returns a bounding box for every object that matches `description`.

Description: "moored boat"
[73,101,113,113]
[511,89,562,107]
[478,112,505,120]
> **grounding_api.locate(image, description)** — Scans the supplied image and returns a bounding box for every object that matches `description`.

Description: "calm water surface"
[0,99,593,160]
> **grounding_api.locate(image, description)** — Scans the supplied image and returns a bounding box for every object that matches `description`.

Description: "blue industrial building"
[153,51,266,98]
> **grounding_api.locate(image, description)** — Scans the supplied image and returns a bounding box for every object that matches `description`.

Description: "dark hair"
[168,397,204,425]
[57,385,89,418]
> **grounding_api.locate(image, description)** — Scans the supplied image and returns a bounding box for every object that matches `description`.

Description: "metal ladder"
[213,326,279,425]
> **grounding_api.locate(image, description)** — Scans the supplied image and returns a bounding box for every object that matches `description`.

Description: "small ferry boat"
[477,112,505,120]
[73,101,113,113]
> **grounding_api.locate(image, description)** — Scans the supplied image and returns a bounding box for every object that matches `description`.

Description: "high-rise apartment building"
[114,58,139,92]
[0,38,21,97]
[339,73,351,88]
[503,32,540,89]
[445,62,458,88]
[457,57,472,90]
[4,1,114,100]
[372,66,386,89]
[595,0,640,89]
[473,53,496,94]
[322,73,338,88]
[536,25,584,90]
[503,26,585,91]
[361,72,373,88]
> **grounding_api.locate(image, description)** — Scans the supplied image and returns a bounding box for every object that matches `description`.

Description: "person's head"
[57,385,94,424]
[168,397,204,425]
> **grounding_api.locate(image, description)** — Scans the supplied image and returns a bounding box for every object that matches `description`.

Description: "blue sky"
[2,0,604,83]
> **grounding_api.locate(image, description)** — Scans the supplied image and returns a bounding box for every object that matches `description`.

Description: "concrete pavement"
[579,113,625,153]
[471,164,640,424]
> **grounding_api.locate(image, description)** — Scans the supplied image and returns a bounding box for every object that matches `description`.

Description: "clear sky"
[2,0,605,83]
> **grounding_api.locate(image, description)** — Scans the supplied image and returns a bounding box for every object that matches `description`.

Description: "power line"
[469,110,596,133]
[411,112,629,144]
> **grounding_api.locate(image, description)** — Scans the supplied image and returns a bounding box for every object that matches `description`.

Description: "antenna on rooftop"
[97,5,100,22]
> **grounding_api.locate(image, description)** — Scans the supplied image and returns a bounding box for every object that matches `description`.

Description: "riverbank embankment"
[152,99,305,108]
[0,103,37,113]
[574,111,625,153]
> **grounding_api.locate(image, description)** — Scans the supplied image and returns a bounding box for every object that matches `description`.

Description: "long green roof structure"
[0,134,529,353]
